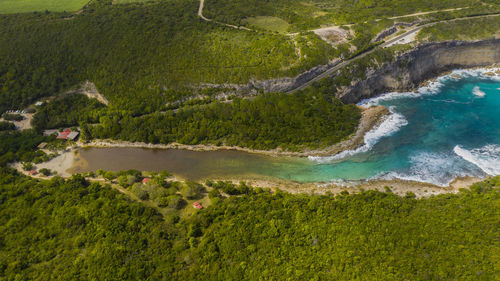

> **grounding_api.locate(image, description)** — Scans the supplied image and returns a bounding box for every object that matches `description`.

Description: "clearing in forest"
[112,0,156,4]
[244,16,290,33]
[0,0,89,14]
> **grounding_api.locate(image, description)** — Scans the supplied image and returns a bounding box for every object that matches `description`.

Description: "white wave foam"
[449,68,500,82]
[472,86,485,97]
[376,151,474,186]
[358,67,500,107]
[309,107,408,163]
[453,145,500,176]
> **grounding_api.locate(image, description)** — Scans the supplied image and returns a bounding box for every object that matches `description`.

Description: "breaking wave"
[472,86,485,97]
[453,145,500,176]
[309,107,408,163]
[376,151,474,186]
[358,67,500,107]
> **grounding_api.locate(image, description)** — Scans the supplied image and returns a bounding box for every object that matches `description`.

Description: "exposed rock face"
[338,39,500,104]
[249,60,339,93]
[374,26,397,42]
[196,59,340,95]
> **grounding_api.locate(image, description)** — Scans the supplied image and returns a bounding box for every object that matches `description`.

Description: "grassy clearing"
[0,0,89,14]
[244,16,289,33]
[206,0,500,31]
[113,0,156,4]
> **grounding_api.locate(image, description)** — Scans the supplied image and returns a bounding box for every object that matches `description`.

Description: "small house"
[29,169,37,176]
[55,129,79,140]
[43,129,58,136]
[193,202,203,209]
[142,178,150,184]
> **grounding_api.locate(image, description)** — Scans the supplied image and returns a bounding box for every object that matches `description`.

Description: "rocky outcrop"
[374,26,397,42]
[338,39,500,103]
[249,60,340,93]
[196,59,341,95]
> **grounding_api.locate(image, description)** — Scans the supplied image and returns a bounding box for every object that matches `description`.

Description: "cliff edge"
[338,39,500,103]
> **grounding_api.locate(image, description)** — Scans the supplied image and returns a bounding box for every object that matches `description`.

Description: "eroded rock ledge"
[338,39,500,103]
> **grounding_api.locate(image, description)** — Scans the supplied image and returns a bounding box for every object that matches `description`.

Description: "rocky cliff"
[338,39,500,104]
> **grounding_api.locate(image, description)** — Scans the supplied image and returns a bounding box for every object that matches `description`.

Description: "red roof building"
[193,202,203,209]
[142,178,150,184]
[29,169,37,175]
[55,129,79,140]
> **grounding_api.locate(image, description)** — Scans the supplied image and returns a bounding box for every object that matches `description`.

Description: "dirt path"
[388,7,469,20]
[288,13,500,93]
[198,0,251,31]
[64,81,109,105]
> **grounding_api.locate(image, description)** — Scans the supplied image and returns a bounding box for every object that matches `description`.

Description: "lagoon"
[73,69,500,186]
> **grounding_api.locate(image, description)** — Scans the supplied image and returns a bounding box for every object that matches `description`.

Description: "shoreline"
[11,147,79,178]
[81,105,390,158]
[11,150,485,199]
[12,66,497,198]
[213,177,485,199]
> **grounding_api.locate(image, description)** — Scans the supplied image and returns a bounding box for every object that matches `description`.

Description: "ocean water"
[77,69,500,185]
[301,68,500,186]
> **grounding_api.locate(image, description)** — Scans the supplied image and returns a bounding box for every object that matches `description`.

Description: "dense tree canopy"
[0,168,498,280]
[78,90,361,151]
[0,0,337,114]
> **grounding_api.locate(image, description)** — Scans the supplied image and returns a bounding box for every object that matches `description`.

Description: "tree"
[22,162,34,171]
[181,181,206,199]
[39,168,52,176]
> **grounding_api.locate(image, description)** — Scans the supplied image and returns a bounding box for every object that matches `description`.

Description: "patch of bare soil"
[313,25,351,46]
[65,80,109,105]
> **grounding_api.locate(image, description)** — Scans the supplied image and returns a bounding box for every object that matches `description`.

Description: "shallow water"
[74,69,500,185]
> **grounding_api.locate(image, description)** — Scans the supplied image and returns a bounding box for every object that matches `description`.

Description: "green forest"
[203,0,500,30]
[0,0,337,114]
[0,166,498,280]
[68,90,361,151]
[418,16,500,42]
[1,0,499,279]
[1,131,497,280]
[1,0,498,116]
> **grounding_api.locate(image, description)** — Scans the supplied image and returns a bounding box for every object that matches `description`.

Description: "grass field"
[113,0,156,4]
[244,16,290,33]
[0,0,89,14]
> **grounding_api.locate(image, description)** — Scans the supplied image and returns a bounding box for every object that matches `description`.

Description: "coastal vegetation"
[1,0,498,116]
[32,95,105,129]
[418,16,500,42]
[0,0,336,114]
[0,121,16,131]
[0,165,498,280]
[0,130,46,166]
[0,0,499,280]
[80,91,361,151]
[203,0,499,30]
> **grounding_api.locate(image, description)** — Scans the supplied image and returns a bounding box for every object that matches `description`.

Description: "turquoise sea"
[290,68,500,185]
[77,69,500,185]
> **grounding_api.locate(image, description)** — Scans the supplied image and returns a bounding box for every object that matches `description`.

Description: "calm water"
[75,69,500,185]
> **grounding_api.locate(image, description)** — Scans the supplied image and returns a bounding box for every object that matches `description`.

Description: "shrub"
[39,168,52,176]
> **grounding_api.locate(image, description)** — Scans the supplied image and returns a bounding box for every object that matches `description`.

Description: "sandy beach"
[11,144,485,199]
[12,148,79,178]
[208,176,484,198]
